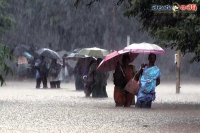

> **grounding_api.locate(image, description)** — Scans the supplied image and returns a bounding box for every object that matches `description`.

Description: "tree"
[75,0,200,62]
[124,0,200,62]
[0,0,14,85]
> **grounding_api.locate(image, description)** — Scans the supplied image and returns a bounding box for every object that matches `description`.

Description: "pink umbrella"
[97,50,138,72]
[123,42,165,54]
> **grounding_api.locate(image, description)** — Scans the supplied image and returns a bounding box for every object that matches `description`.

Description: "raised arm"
[134,63,147,81]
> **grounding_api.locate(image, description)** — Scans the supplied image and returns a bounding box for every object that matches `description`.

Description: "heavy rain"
[0,0,200,132]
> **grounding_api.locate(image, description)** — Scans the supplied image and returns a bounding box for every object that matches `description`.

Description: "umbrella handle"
[119,65,125,77]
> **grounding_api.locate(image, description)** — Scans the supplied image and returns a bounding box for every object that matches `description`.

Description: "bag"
[124,72,140,95]
[50,68,59,77]
[51,62,62,77]
[124,78,140,95]
[113,63,127,88]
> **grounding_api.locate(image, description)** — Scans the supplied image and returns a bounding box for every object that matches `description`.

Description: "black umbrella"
[13,44,30,56]
[35,48,61,59]
[74,56,96,71]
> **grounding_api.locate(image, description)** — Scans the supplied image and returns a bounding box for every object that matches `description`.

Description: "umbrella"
[123,42,165,54]
[35,48,61,59]
[66,53,96,69]
[77,47,110,57]
[65,48,85,60]
[72,48,82,53]
[57,50,70,58]
[23,52,33,60]
[74,56,97,73]
[13,44,30,56]
[97,50,138,72]
[66,53,89,60]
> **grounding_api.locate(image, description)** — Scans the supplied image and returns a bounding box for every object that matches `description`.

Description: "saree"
[137,66,161,102]
[114,65,136,107]
[89,63,109,98]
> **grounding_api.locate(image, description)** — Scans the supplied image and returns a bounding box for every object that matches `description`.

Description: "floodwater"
[0,79,199,133]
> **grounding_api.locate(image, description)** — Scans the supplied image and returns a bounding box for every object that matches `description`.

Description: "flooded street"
[1,0,200,133]
[0,80,199,133]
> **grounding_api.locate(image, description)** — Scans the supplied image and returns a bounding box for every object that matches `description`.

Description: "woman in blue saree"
[135,53,161,108]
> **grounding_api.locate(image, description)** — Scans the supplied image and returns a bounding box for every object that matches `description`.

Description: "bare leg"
[124,92,134,107]
[114,86,125,107]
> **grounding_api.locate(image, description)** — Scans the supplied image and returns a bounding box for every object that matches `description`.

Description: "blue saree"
[137,66,161,102]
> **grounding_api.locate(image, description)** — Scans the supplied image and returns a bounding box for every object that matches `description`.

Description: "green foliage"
[0,0,14,35]
[0,44,13,86]
[122,0,200,62]
[192,0,200,3]
[78,0,200,62]
[0,0,14,85]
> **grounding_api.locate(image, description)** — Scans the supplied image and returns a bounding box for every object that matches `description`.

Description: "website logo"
[152,2,197,13]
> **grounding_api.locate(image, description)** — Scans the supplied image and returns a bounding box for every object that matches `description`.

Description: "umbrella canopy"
[57,50,70,58]
[13,44,30,56]
[66,53,89,60]
[97,50,138,72]
[123,42,165,54]
[35,48,61,59]
[72,48,82,53]
[77,47,110,57]
[23,52,33,60]
[74,56,97,73]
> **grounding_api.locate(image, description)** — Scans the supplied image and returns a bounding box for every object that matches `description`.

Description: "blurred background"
[1,0,199,81]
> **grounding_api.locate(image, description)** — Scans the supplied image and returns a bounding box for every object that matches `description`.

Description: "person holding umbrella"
[97,50,138,106]
[34,55,49,88]
[88,58,109,98]
[48,59,62,88]
[113,54,137,107]
[83,58,96,97]
[123,42,164,108]
[35,48,62,88]
[34,58,41,88]
[73,59,85,90]
[62,54,73,83]
[135,53,161,108]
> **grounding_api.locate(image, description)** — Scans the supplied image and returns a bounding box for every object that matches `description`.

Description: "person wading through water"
[113,54,137,107]
[88,58,109,98]
[135,53,161,108]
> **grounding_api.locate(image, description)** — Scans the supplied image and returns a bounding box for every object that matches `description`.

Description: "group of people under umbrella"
[73,47,110,98]
[13,43,165,108]
[13,45,73,88]
[74,43,164,108]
